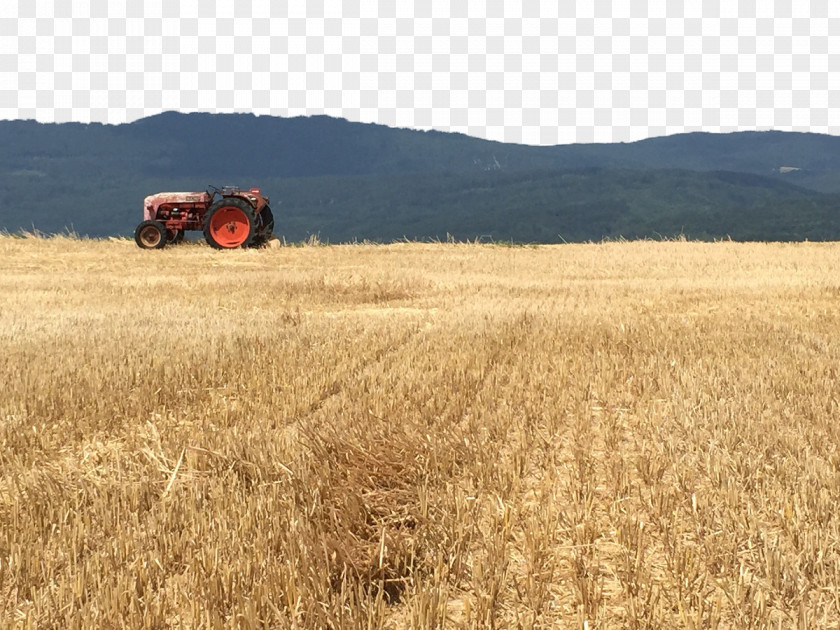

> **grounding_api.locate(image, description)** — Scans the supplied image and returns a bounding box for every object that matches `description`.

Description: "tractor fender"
[225,193,263,210]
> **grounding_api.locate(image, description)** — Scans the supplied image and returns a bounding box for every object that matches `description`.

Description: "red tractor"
[134,185,274,249]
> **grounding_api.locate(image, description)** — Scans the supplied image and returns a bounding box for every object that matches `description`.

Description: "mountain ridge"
[0,112,838,241]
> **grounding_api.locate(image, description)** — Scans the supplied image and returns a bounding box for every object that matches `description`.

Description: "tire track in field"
[294,324,425,421]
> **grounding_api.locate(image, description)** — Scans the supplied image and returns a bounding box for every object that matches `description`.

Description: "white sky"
[0,0,837,145]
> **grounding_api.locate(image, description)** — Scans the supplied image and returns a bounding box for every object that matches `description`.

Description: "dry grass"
[2,235,840,628]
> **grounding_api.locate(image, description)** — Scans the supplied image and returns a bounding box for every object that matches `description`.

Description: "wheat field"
[2,235,840,628]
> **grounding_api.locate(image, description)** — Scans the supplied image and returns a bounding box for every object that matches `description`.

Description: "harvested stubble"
[2,235,840,628]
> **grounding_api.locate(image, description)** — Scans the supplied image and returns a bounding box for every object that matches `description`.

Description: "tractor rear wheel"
[252,206,275,247]
[135,220,167,249]
[203,198,256,249]
[261,206,275,234]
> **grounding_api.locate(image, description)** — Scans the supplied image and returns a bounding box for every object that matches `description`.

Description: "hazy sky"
[1,0,836,144]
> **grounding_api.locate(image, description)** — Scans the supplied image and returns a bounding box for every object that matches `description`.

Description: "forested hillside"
[1,112,839,241]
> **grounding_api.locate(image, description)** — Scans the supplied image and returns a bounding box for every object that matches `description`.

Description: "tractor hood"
[143,192,212,221]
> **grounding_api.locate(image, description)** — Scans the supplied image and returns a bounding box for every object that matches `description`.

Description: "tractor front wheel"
[135,220,167,249]
[203,198,256,249]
